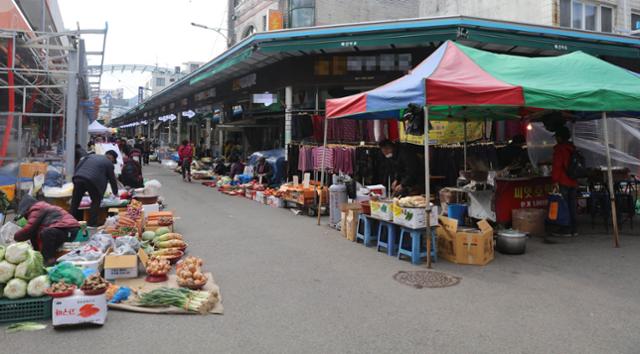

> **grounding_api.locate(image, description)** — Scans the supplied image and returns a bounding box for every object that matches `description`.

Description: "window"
[560,1,614,32]
[633,13,640,31]
[290,0,315,28]
[155,77,165,87]
[262,15,267,31]
[242,25,255,38]
[601,7,613,32]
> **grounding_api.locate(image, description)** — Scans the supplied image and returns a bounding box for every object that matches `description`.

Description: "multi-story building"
[228,0,421,45]
[419,0,640,35]
[146,62,204,95]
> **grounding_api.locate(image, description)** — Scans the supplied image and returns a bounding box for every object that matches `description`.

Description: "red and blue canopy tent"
[323,40,640,251]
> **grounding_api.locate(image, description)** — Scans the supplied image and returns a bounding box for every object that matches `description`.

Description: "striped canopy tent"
[323,41,640,249]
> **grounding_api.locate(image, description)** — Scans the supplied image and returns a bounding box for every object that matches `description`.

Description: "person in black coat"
[70,151,119,226]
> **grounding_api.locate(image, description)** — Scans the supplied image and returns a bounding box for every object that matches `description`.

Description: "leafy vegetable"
[0,260,16,282]
[5,242,31,264]
[4,278,27,299]
[15,250,44,280]
[27,275,50,297]
[6,322,47,333]
[137,287,216,314]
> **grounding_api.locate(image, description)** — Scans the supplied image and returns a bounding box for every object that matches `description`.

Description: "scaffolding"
[0,25,108,186]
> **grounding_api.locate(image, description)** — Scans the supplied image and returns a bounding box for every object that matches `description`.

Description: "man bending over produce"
[70,150,119,227]
[14,195,80,265]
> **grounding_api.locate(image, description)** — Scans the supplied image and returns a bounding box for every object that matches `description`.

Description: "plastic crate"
[0,296,52,324]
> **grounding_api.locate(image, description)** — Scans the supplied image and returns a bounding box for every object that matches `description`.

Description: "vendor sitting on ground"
[14,195,80,266]
[253,157,273,184]
[213,157,228,175]
[228,156,245,179]
[379,140,424,197]
[119,155,144,188]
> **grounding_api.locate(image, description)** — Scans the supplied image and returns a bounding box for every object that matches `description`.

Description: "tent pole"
[424,106,432,268]
[317,115,328,226]
[463,119,468,171]
[601,112,620,247]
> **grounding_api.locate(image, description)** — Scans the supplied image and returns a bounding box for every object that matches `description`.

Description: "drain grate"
[393,270,461,289]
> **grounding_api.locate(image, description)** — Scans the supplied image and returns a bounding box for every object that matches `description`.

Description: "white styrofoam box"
[142,203,160,214]
[52,291,107,326]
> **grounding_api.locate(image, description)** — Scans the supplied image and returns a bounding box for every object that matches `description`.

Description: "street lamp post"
[191,22,229,43]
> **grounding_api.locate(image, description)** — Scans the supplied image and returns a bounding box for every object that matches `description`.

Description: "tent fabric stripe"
[426,41,524,106]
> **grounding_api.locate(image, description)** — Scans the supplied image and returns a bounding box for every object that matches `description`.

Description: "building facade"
[146,62,204,95]
[419,0,640,34]
[229,0,421,45]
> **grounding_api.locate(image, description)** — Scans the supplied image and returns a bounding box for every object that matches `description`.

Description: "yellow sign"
[399,121,484,145]
[268,10,283,31]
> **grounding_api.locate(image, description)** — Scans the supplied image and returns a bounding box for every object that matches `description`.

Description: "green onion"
[137,287,216,314]
[6,322,47,333]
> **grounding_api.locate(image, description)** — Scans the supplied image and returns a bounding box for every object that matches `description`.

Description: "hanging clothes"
[312,146,334,171]
[312,115,324,143]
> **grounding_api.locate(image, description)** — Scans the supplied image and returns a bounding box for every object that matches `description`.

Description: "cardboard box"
[52,291,107,326]
[370,200,393,221]
[392,204,439,229]
[255,191,266,204]
[104,253,139,280]
[340,203,362,241]
[436,217,494,266]
[267,196,284,208]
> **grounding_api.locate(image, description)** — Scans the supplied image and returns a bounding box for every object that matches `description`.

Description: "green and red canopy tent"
[324,40,640,252]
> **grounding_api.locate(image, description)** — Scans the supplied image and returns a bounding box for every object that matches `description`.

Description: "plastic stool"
[397,227,438,264]
[356,214,376,247]
[376,221,398,256]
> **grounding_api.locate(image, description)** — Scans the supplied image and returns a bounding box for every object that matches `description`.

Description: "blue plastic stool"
[397,227,438,264]
[376,221,398,256]
[356,214,376,247]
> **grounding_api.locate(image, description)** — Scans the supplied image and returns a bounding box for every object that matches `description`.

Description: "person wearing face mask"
[378,140,424,197]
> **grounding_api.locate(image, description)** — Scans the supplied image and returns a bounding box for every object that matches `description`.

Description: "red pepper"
[78,304,100,318]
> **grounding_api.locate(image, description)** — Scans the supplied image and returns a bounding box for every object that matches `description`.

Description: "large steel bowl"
[496,230,527,255]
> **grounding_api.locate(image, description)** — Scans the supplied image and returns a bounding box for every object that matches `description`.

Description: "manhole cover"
[393,271,461,289]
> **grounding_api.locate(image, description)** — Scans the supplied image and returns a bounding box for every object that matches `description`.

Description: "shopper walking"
[551,126,579,236]
[178,140,193,182]
[70,151,119,227]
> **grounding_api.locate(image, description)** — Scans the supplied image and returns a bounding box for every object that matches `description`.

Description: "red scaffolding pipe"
[0,38,15,166]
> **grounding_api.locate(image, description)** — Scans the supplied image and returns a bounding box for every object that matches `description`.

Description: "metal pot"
[496,230,528,255]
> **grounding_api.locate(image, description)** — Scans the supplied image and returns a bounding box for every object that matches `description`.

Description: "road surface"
[3,164,639,353]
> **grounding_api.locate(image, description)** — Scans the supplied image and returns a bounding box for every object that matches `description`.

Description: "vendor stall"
[326,40,640,252]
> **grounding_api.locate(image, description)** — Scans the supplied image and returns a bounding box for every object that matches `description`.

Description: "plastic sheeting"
[527,118,640,175]
[248,149,286,184]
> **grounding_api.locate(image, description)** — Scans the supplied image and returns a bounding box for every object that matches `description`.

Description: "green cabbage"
[27,275,50,297]
[4,278,27,299]
[14,250,44,281]
[5,242,32,264]
[0,260,16,283]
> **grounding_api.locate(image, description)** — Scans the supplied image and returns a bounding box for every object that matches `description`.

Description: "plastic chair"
[376,221,398,256]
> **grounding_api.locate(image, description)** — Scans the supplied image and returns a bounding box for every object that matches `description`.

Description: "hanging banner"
[399,121,486,145]
[268,10,283,31]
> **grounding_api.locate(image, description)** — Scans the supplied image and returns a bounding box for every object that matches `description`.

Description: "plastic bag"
[115,236,140,251]
[109,286,131,304]
[0,222,21,245]
[47,262,85,286]
[112,244,136,255]
[29,174,45,196]
[161,160,177,169]
[89,233,114,253]
[547,193,570,226]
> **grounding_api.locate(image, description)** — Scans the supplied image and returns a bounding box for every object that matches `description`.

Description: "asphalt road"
[2,164,640,353]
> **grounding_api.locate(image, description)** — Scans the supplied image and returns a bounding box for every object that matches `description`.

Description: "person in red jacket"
[14,195,80,265]
[178,140,193,182]
[551,126,578,236]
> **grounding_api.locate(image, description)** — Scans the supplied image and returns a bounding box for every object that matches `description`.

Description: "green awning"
[259,28,458,53]
[189,48,254,85]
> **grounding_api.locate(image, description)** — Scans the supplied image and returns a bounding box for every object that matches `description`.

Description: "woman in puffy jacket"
[178,140,193,182]
[14,195,80,265]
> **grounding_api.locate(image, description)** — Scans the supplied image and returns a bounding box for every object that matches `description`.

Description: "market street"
[2,163,639,353]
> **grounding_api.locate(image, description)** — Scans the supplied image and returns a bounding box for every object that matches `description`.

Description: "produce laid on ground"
[137,287,218,314]
[149,228,186,263]
[176,256,207,289]
[45,281,76,298]
[0,242,47,299]
[81,274,109,295]
[145,256,171,282]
